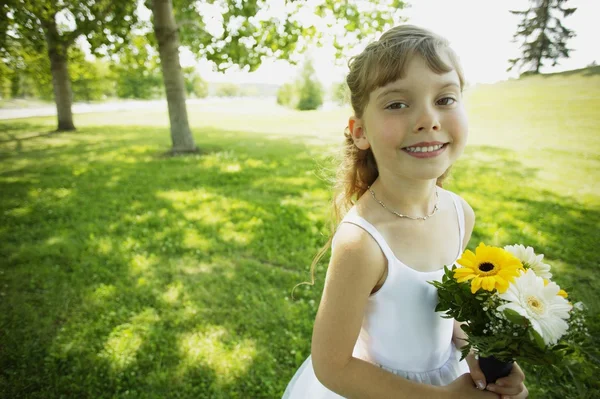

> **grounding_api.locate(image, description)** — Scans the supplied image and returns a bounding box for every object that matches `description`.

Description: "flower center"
[526,295,545,315]
[477,262,497,275]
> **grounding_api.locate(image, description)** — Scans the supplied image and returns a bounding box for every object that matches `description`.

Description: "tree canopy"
[508,0,576,74]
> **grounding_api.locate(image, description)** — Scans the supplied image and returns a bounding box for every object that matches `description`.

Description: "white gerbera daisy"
[504,244,552,279]
[497,269,572,346]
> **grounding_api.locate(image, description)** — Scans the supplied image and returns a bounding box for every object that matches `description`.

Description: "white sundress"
[283,189,470,398]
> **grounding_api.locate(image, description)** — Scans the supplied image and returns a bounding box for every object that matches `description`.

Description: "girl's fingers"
[489,362,525,394]
[488,383,528,398]
[465,352,487,390]
[499,386,529,399]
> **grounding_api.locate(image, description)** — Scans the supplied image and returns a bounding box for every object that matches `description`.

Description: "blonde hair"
[294,25,466,295]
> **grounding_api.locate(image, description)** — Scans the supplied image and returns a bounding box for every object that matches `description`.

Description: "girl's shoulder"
[442,188,475,225]
[442,188,475,217]
[330,213,387,280]
[442,188,475,250]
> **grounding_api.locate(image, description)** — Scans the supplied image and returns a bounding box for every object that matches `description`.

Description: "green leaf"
[503,308,528,326]
[528,328,546,350]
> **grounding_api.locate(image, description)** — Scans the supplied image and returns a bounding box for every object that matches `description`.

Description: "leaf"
[528,328,546,350]
[503,308,528,326]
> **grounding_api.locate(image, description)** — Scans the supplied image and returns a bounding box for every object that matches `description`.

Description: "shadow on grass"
[0,121,598,398]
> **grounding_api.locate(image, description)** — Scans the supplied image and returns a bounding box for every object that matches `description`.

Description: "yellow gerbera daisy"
[453,243,525,294]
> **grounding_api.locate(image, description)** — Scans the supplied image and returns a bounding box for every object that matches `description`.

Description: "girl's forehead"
[371,66,460,97]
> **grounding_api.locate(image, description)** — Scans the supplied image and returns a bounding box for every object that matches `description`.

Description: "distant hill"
[518,65,600,79]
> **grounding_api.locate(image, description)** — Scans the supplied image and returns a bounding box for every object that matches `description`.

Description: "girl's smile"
[401,142,450,158]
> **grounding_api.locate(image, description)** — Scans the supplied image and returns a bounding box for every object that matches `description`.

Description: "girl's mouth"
[401,143,449,158]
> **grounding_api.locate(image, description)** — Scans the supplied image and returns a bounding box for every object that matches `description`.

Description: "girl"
[283,25,528,399]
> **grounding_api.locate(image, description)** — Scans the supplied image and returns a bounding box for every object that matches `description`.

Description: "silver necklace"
[367,186,439,221]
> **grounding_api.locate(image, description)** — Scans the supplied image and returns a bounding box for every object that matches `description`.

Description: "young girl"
[283,25,528,399]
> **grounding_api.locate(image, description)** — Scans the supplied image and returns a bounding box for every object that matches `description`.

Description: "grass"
[1,67,599,398]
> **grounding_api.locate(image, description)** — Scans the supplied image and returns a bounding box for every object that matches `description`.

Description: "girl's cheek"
[446,109,469,139]
[380,119,409,142]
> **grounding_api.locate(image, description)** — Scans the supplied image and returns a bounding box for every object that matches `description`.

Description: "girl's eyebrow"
[376,82,460,101]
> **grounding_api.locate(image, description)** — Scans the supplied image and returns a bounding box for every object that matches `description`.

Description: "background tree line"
[0,0,578,149]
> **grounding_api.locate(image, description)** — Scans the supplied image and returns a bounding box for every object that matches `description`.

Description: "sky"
[181,0,599,87]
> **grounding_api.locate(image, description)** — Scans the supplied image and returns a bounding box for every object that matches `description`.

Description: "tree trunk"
[45,27,75,131]
[151,0,197,154]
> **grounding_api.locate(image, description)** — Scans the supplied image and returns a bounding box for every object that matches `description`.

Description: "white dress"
[283,189,470,398]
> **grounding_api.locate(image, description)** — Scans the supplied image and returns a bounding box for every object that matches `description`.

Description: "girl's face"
[351,53,468,182]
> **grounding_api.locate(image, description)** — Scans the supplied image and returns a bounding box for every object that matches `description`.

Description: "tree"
[296,59,323,111]
[145,0,407,153]
[69,48,116,102]
[111,35,163,100]
[508,0,576,74]
[276,82,298,107]
[0,0,137,130]
[182,67,208,98]
[149,0,197,153]
[331,81,350,105]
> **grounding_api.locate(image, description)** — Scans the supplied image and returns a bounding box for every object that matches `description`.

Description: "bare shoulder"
[328,221,385,283]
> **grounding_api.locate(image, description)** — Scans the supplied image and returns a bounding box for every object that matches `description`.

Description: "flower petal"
[471,277,482,294]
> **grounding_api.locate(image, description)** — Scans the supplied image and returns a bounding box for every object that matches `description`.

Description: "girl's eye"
[386,102,408,110]
[437,97,456,106]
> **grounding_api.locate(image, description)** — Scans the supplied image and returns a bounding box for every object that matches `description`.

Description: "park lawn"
[0,67,599,398]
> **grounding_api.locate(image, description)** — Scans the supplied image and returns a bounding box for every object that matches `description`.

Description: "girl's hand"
[443,373,499,399]
[465,352,529,399]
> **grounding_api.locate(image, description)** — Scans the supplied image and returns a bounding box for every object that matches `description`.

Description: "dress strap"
[335,211,396,264]
[446,191,465,252]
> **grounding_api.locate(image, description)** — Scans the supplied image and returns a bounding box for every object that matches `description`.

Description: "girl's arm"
[310,223,446,398]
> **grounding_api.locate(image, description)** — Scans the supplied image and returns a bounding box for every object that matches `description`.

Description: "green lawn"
[1,67,599,398]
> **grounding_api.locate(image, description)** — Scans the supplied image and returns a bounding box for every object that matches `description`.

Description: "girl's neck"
[370,176,439,217]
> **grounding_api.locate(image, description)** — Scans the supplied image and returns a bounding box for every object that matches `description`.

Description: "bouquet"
[429,243,588,383]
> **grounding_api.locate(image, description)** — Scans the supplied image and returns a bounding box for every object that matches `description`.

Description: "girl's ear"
[349,116,370,150]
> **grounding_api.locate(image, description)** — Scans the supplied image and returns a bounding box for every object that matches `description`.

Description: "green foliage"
[0,36,52,100]
[69,48,116,102]
[111,35,163,100]
[1,39,112,102]
[171,0,407,72]
[331,81,350,105]
[508,0,577,73]
[182,67,208,99]
[276,82,298,107]
[215,83,240,97]
[0,1,138,55]
[296,59,324,111]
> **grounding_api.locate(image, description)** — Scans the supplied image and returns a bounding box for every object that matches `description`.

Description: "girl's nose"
[414,107,441,133]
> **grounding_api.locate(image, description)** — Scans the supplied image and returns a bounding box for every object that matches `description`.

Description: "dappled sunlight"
[161,281,183,305]
[4,205,31,218]
[183,229,212,251]
[99,308,160,373]
[179,260,220,275]
[223,163,241,173]
[105,173,123,188]
[129,253,158,276]
[45,233,67,246]
[220,221,254,245]
[178,325,257,384]
[90,283,117,304]
[253,176,315,190]
[95,237,114,255]
[157,189,263,246]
